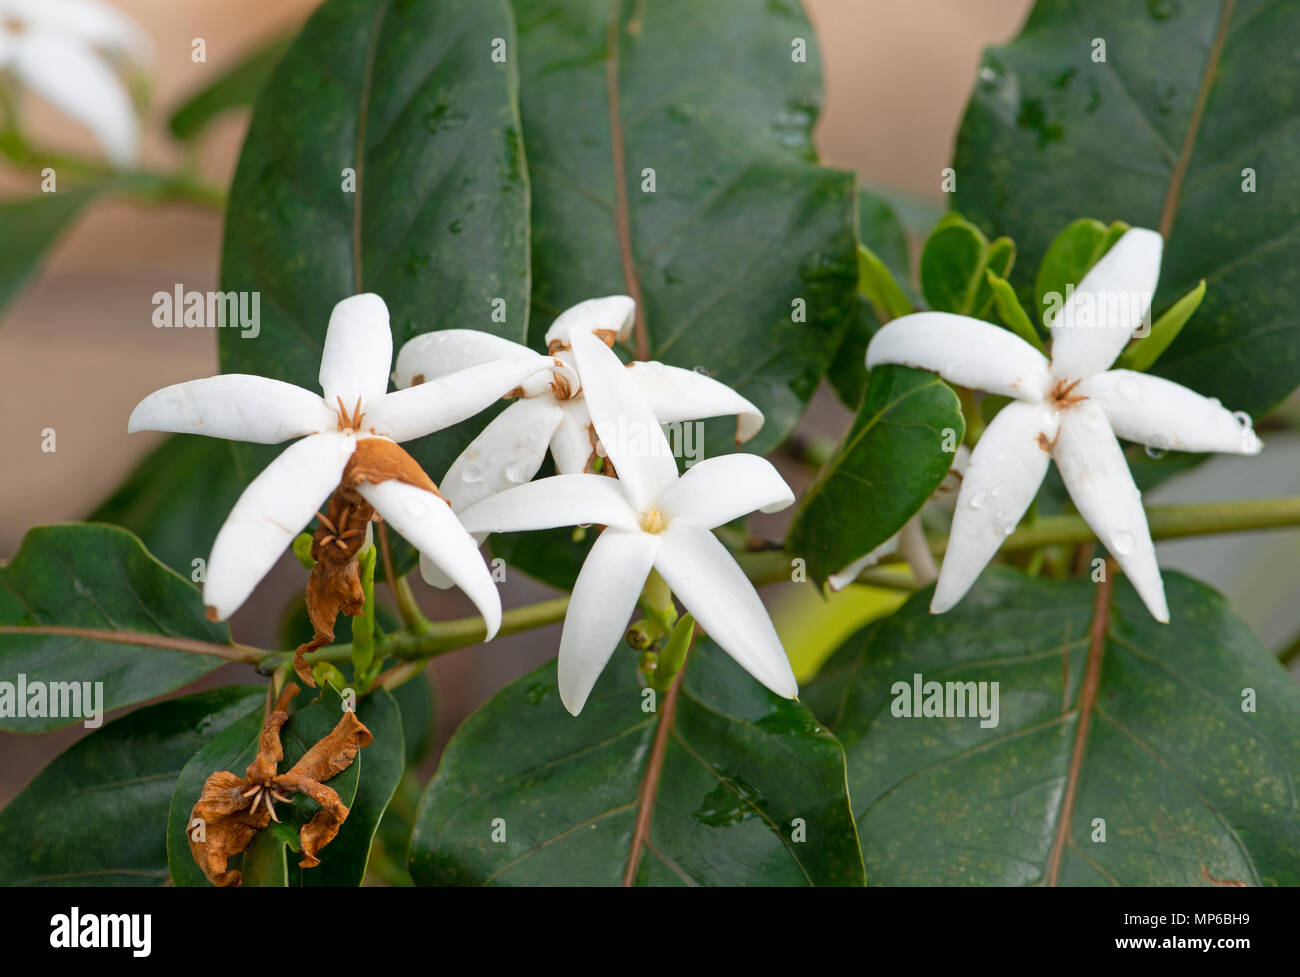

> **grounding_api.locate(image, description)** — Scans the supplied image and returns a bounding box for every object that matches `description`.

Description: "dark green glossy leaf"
[300,689,403,886]
[788,366,964,586]
[953,0,1300,418]
[88,435,245,576]
[166,684,367,886]
[0,524,232,732]
[410,639,864,885]
[828,567,1300,885]
[0,686,263,885]
[218,0,529,573]
[391,669,436,767]
[0,187,106,320]
[168,36,294,141]
[513,0,856,447]
[828,189,912,407]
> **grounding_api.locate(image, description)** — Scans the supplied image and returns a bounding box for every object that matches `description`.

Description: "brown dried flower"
[188,683,373,887]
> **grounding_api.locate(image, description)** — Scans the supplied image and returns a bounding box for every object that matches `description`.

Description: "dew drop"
[968,490,988,510]
[1144,444,1167,459]
[1233,410,1252,427]
[404,497,428,519]
[1113,530,1136,556]
[504,458,534,484]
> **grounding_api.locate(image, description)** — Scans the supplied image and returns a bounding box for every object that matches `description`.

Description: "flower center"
[335,395,365,433]
[640,508,666,534]
[1049,377,1088,409]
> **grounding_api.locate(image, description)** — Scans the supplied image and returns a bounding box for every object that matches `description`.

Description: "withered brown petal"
[188,770,271,887]
[274,774,349,868]
[283,709,374,784]
[345,437,440,495]
[244,683,299,783]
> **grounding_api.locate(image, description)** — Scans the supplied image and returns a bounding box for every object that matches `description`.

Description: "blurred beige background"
[0,0,1045,799]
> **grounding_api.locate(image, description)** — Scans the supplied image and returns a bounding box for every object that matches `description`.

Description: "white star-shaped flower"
[0,0,152,165]
[128,293,555,628]
[866,227,1261,622]
[456,326,797,715]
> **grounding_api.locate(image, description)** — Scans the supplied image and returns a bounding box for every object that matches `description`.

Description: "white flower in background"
[457,327,797,715]
[0,0,152,165]
[393,295,764,588]
[129,293,556,629]
[866,228,1261,622]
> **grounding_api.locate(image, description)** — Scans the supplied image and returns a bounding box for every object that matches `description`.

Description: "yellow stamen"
[640,508,665,534]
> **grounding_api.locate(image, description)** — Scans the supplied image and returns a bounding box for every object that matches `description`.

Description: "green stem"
[351,545,378,685]
[213,495,1300,673]
[952,497,1300,556]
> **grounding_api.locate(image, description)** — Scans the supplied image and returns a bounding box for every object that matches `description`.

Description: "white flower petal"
[828,534,900,592]
[319,294,393,411]
[11,31,138,165]
[392,329,534,385]
[549,401,596,474]
[544,295,636,348]
[1049,228,1163,381]
[1053,400,1169,622]
[356,479,501,640]
[367,356,556,442]
[22,0,153,60]
[440,397,566,511]
[657,454,793,529]
[933,401,1058,613]
[624,360,764,443]
[654,520,797,700]
[128,375,333,443]
[570,330,678,512]
[456,473,638,535]
[866,312,1052,401]
[203,431,354,620]
[557,528,660,715]
[1077,370,1262,455]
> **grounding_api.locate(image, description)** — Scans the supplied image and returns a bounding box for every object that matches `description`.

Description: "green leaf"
[1116,278,1206,373]
[986,269,1045,352]
[0,187,106,320]
[828,567,1300,885]
[409,639,864,885]
[827,189,912,407]
[391,670,436,767]
[1032,217,1128,327]
[919,213,989,316]
[953,0,1300,418]
[0,525,234,732]
[299,689,403,886]
[88,435,245,576]
[218,0,530,572]
[513,0,856,453]
[788,366,964,586]
[971,235,1015,319]
[168,36,294,141]
[166,685,367,886]
[0,687,263,885]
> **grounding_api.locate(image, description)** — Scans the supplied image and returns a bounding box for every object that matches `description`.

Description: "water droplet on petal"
[1144,444,1167,459]
[969,490,987,510]
[405,497,428,519]
[1233,410,1252,427]
[1117,376,1142,401]
[1113,530,1136,556]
